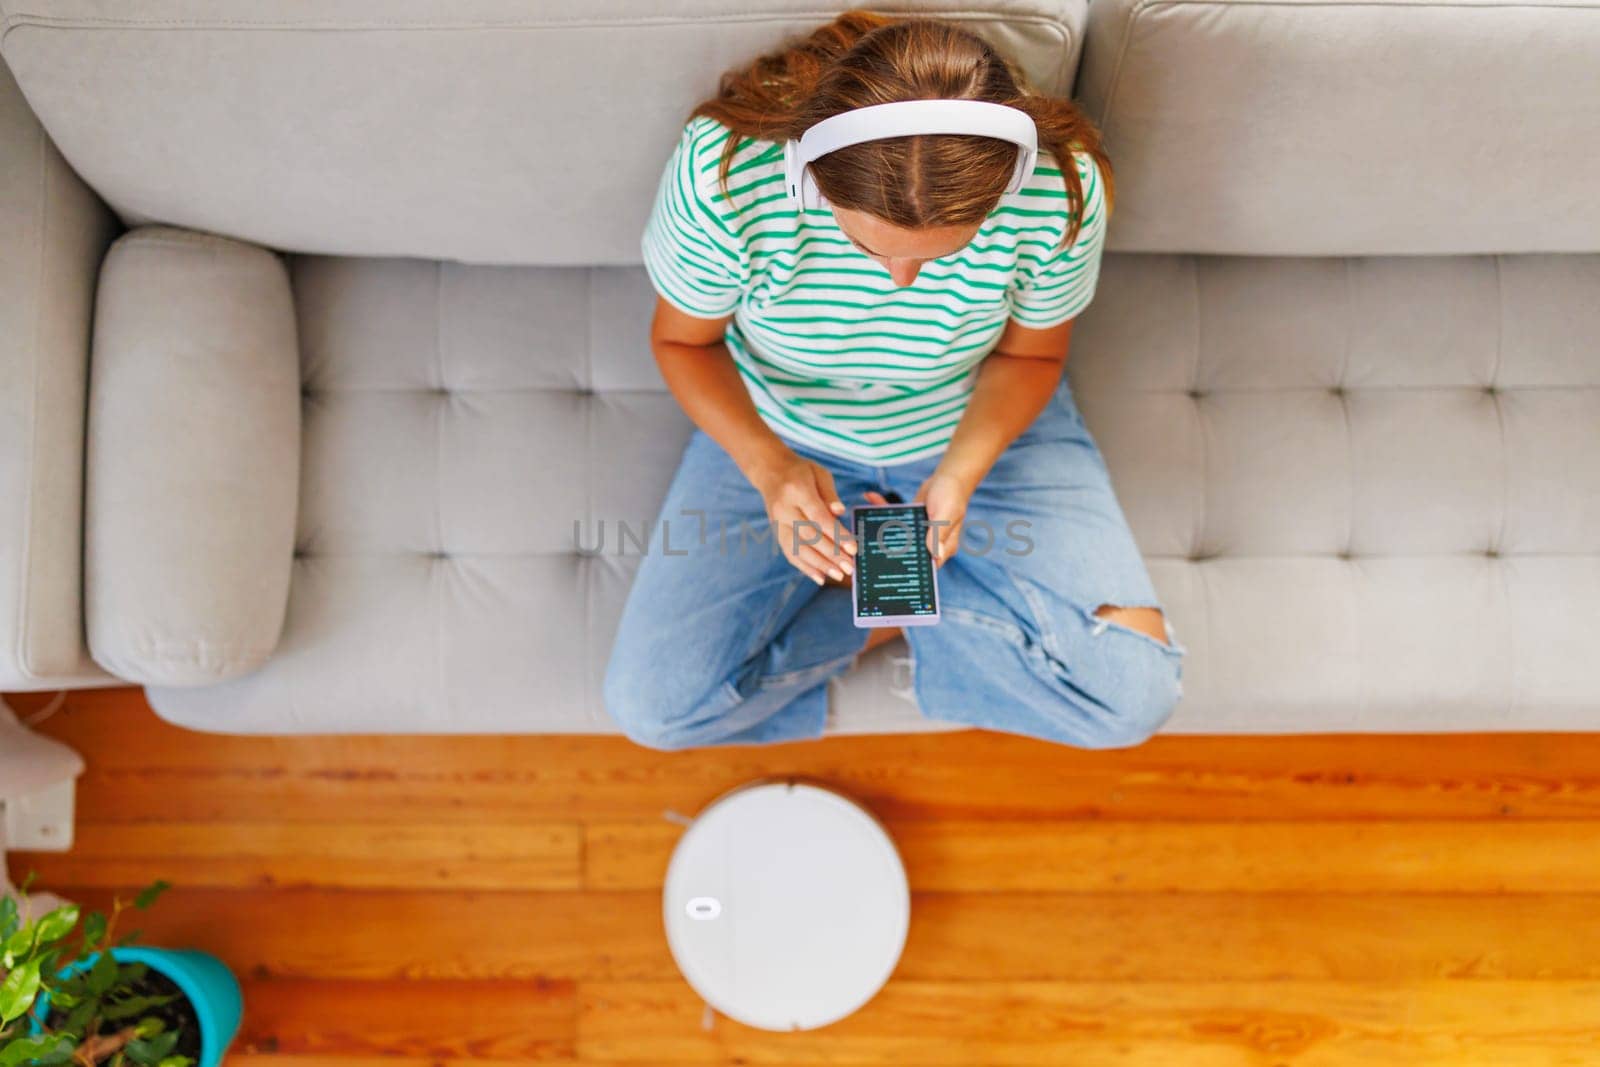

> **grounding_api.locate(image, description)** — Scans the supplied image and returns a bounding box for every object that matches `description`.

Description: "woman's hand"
[863,466,975,567]
[750,450,857,585]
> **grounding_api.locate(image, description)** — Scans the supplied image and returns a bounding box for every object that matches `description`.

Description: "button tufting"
[1330,385,1346,397]
[1186,388,1205,400]
[1485,548,1500,558]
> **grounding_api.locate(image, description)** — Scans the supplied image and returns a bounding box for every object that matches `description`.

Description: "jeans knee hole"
[1088,604,1185,658]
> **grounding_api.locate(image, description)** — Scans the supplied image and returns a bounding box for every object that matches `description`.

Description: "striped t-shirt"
[641,114,1108,464]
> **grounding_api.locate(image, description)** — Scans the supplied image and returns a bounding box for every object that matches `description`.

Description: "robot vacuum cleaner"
[662,780,911,1031]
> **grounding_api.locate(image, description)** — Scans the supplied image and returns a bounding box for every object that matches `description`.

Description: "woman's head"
[689,10,1113,283]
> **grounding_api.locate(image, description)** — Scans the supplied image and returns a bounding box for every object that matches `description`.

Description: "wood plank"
[14,687,1600,1065]
[585,818,1600,893]
[39,887,1600,983]
[44,887,670,982]
[227,1062,635,1067]
[903,893,1600,982]
[234,978,573,1061]
[226,1062,639,1067]
[20,689,1600,824]
[578,980,1600,1066]
[14,820,581,890]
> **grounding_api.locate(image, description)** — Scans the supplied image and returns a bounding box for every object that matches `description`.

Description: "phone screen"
[852,504,938,620]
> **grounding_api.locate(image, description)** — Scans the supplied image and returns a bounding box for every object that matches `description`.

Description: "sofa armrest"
[0,58,119,688]
[86,227,301,685]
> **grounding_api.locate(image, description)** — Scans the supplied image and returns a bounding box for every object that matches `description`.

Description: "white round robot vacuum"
[663,780,910,1031]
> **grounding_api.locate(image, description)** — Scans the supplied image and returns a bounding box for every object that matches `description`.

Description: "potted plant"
[0,877,242,1067]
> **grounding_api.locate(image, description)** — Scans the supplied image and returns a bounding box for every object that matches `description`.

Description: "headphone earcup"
[801,166,826,211]
[1005,144,1038,195]
[783,139,803,203]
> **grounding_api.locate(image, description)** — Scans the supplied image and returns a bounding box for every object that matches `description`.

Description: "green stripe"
[794,391,973,428]
[638,119,1108,464]
[745,313,1001,348]
[736,330,997,371]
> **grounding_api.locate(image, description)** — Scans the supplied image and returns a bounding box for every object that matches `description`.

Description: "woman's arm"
[651,298,855,584]
[940,315,1075,486]
[913,317,1076,560]
[651,300,787,483]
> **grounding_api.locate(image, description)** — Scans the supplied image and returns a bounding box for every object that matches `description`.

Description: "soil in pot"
[46,967,203,1062]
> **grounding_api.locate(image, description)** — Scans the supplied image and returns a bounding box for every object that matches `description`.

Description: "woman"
[604,11,1186,749]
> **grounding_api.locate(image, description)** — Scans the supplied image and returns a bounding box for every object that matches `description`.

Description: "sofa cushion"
[0,56,117,688]
[0,0,1085,265]
[1077,0,1600,254]
[86,227,301,685]
[146,252,1600,733]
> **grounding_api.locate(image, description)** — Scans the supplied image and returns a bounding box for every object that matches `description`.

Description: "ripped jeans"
[603,374,1188,749]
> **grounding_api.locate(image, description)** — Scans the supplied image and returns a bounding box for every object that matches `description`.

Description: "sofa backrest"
[5,0,1595,262]
[1077,0,1600,255]
[0,0,1086,266]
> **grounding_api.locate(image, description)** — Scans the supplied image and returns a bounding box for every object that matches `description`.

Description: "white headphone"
[783,98,1039,211]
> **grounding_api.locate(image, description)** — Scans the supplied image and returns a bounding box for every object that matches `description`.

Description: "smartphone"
[850,502,941,628]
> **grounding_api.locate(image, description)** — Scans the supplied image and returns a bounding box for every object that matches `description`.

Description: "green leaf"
[0,1034,74,1067]
[115,929,144,948]
[61,997,97,1039]
[81,912,108,953]
[124,1030,178,1066]
[33,1040,77,1067]
[45,987,81,1010]
[133,1015,165,1038]
[132,883,170,912]
[86,951,118,996]
[35,1045,75,1067]
[30,906,79,948]
[101,996,176,1022]
[2,925,33,967]
[0,958,42,1025]
[116,963,148,988]
[0,897,17,941]
[155,1058,193,1067]
[0,1036,47,1067]
[52,972,87,999]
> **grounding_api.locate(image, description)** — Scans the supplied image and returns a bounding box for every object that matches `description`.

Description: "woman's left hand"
[864,467,975,567]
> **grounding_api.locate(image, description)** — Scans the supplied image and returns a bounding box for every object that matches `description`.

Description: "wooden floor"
[9,688,1600,1065]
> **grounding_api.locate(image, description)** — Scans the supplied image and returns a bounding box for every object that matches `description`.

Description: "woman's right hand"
[749,450,857,586]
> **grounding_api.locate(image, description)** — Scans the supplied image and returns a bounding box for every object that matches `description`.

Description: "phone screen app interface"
[853,506,937,618]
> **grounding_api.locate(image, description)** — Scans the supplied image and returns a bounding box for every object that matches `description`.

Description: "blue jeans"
[603,375,1188,749]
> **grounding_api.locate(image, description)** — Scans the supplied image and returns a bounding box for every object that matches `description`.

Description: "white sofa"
[2,0,1597,734]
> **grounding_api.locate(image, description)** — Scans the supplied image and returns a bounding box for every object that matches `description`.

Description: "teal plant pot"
[31,947,242,1067]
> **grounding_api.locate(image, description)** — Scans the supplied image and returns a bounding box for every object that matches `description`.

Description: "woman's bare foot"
[861,625,902,653]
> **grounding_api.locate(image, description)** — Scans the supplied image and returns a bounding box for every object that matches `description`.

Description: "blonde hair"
[687,9,1114,251]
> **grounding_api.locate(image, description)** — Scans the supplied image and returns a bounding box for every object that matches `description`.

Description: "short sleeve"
[640,120,750,319]
[1007,153,1108,329]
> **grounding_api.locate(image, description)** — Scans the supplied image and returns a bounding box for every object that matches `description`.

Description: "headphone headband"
[783,99,1039,211]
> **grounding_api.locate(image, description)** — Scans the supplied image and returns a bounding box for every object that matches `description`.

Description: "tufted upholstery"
[4,0,1598,734]
[148,252,1600,733]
